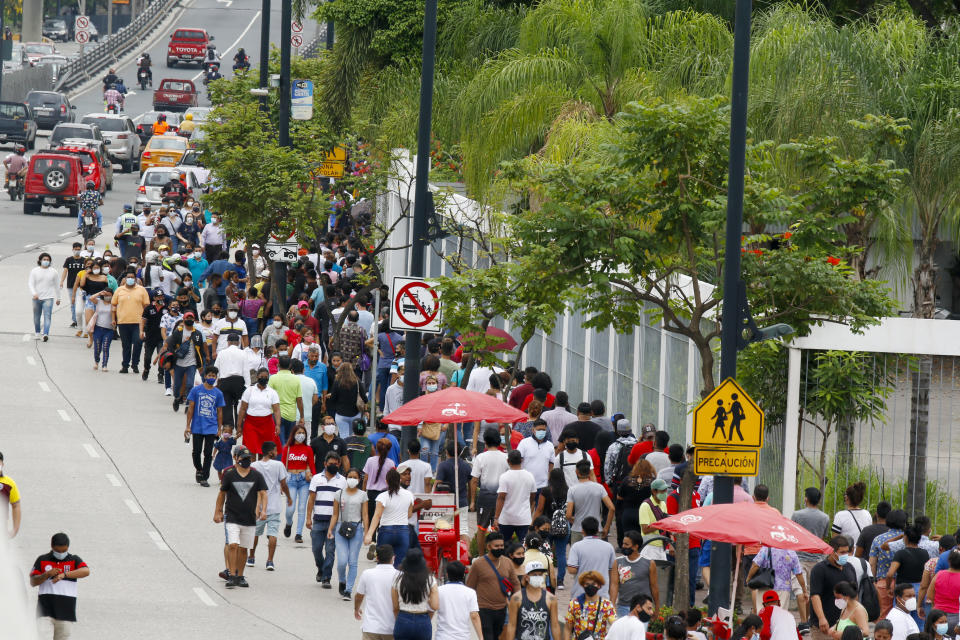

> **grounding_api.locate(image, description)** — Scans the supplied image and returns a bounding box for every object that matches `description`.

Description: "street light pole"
[708,0,753,618]
[271,0,293,325]
[258,0,270,111]
[400,0,439,457]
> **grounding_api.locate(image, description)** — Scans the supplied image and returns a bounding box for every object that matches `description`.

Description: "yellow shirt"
[111,285,150,324]
[638,496,668,548]
[0,475,20,505]
[179,120,196,134]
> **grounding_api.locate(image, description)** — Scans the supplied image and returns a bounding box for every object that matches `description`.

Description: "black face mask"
[638,610,652,623]
[621,546,635,556]
[184,319,194,327]
[257,377,269,386]
[583,584,600,597]
[326,464,339,475]
[511,556,524,566]
[565,442,579,452]
[238,458,252,468]
[489,547,505,558]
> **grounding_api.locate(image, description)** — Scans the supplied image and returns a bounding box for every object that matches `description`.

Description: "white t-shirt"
[645,451,670,473]
[250,458,287,514]
[466,366,501,393]
[213,318,248,351]
[831,508,872,543]
[767,605,799,640]
[605,614,647,640]
[496,468,537,526]
[886,606,920,640]
[397,458,433,494]
[376,488,415,526]
[356,564,400,634]
[298,374,318,423]
[471,449,509,492]
[436,582,479,640]
[240,385,279,416]
[558,448,592,487]
[517,437,556,488]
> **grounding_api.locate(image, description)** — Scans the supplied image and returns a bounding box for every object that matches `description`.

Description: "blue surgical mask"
[534,430,547,441]
[205,377,217,385]
[936,623,948,636]
[836,554,849,565]
[52,550,68,560]
[126,277,135,286]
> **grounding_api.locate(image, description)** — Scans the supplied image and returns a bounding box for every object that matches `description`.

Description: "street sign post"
[74,15,90,44]
[310,146,346,178]
[264,231,298,263]
[291,79,313,120]
[692,377,764,476]
[390,276,442,333]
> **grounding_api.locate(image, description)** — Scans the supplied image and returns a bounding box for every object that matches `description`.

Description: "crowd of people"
[15,206,960,640]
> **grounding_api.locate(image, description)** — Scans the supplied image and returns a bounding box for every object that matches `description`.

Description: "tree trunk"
[673,466,695,613]
[836,413,855,470]
[908,356,931,519]
[818,424,831,497]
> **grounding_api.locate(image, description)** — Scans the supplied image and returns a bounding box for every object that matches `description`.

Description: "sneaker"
[367,544,376,560]
[236,576,249,588]
[42,335,48,342]
[339,583,346,596]
[70,321,77,328]
[225,575,237,589]
[316,571,323,583]
[195,471,203,484]
[266,561,275,571]
[199,480,210,487]
[164,387,172,396]
[131,365,139,374]
[557,584,565,591]
[283,524,292,538]
[218,569,231,581]
[341,591,351,601]
[34,333,40,340]
[246,556,255,567]
[295,534,303,544]
[142,369,149,381]
[119,367,128,373]
[172,397,181,412]
[321,580,331,589]
[797,623,810,634]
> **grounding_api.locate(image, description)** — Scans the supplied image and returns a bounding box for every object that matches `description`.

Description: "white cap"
[525,560,546,574]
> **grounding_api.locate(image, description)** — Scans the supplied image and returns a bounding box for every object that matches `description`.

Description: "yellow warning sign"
[692,378,764,449]
[693,448,759,476]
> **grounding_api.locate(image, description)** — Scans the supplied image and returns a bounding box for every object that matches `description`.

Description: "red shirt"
[290,313,320,336]
[666,491,702,548]
[588,448,613,498]
[520,393,555,412]
[281,444,316,474]
[627,440,656,466]
[508,383,533,409]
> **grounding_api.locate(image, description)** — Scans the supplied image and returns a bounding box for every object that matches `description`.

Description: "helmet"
[86,181,96,190]
[123,204,133,212]
[158,114,166,122]
[145,250,159,264]
[15,145,25,154]
[170,171,180,181]
[207,43,215,49]
[184,113,193,121]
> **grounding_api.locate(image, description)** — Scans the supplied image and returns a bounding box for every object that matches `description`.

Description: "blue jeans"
[375,368,391,407]
[686,547,701,607]
[279,418,296,444]
[173,364,196,401]
[92,325,113,366]
[69,292,77,325]
[310,519,335,580]
[551,533,570,584]
[285,472,310,536]
[32,298,53,335]
[617,604,631,618]
[420,436,440,472]
[117,323,142,369]
[243,317,259,338]
[335,523,364,593]
[335,412,360,440]
[377,525,410,568]
[394,611,432,640]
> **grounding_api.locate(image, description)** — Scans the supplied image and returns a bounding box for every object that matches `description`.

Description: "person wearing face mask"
[200,216,227,264]
[923,608,953,640]
[261,314,287,356]
[90,285,115,371]
[177,211,201,249]
[732,614,764,640]
[237,366,281,458]
[185,365,226,487]
[606,594,655,640]
[177,277,200,316]
[187,245,209,288]
[328,467,369,600]
[311,415,349,475]
[493,449,537,545]
[518,419,556,498]
[215,333,249,428]
[472,427,511,553]
[465,531,521,639]
[503,560,561,640]
[165,310,208,411]
[249,441,292,571]
[214,446,268,589]
[30,532,91,639]
[198,308,217,362]
[436,560,485,640]
[212,425,237,481]
[557,432,596,487]
[613,530,658,617]
[637,478,670,561]
[78,258,109,342]
[282,424,315,544]
[28,252,61,341]
[887,583,921,640]
[306,452,348,588]
[61,242,85,329]
[563,570,617,640]
[110,269,149,372]
[0,451,21,537]
[829,581,870,640]
[809,537,858,640]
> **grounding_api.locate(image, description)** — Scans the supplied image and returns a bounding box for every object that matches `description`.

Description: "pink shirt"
[934,569,960,613]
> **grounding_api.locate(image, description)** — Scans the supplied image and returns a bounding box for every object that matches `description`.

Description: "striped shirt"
[309,472,346,520]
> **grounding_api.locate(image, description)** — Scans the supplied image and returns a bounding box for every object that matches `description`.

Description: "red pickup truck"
[153,79,199,111]
[166,28,213,67]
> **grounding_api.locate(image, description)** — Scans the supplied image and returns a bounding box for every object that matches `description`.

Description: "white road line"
[23,243,35,249]
[193,586,217,607]
[38,381,50,392]
[58,409,71,422]
[148,531,169,551]
[82,443,99,458]
[105,473,122,487]
[191,10,262,82]
[59,231,74,237]
[124,498,142,514]
[26,355,36,364]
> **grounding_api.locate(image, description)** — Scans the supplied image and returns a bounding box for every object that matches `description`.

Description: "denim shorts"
[255,512,281,537]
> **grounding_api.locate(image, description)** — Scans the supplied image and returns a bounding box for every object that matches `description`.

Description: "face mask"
[91,268,101,275]
[278,350,287,356]
[511,556,524,566]
[621,546,634,556]
[528,575,545,589]
[323,424,337,436]
[130,262,138,268]
[169,308,180,315]
[184,319,194,327]
[73,250,80,256]
[186,217,193,224]
[299,309,309,316]
[903,597,917,612]
[126,277,136,286]
[221,432,231,440]
[638,611,652,623]
[258,377,269,386]
[52,550,68,560]
[751,634,760,640]
[87,245,95,251]
[294,432,306,443]
[346,478,359,489]
[326,464,339,475]
[489,547,504,558]
[252,249,259,255]
[212,218,219,224]
[273,320,282,328]
[834,598,846,611]
[238,458,252,468]
[227,311,238,319]
[583,584,600,597]
[41,259,50,267]
[183,281,192,288]
[426,383,438,392]
[836,554,849,565]
[205,377,217,385]
[161,251,169,257]
[193,251,202,259]
[534,430,547,441]
[936,623,948,636]
[565,442,578,452]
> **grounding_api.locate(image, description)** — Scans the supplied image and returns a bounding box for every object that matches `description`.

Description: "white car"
[136,166,205,212]
[184,107,211,123]
[79,114,141,173]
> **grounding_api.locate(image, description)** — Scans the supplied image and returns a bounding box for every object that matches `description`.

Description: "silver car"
[79,114,141,172]
[136,166,205,213]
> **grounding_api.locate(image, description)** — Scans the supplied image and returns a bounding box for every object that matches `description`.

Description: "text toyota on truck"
[166,28,213,67]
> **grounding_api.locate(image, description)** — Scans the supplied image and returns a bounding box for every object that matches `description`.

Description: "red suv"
[23,151,86,215]
[57,144,107,194]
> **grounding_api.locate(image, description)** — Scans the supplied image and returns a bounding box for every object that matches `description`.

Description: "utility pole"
[107,0,113,36]
[708,0,752,618]
[258,0,270,111]
[21,0,41,41]
[399,0,438,457]
[271,0,293,325]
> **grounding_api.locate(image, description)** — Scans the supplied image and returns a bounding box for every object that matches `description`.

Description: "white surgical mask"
[528,575,545,589]
[161,251,169,257]
[534,430,547,441]
[426,383,438,392]
[323,424,336,436]
[91,268,101,275]
[87,245,94,251]
[346,478,359,489]
[227,311,238,319]
[73,250,80,256]
[186,217,193,224]
[294,433,306,443]
[221,432,231,440]
[834,598,846,611]
[52,550,68,560]
[273,320,282,328]
[40,259,50,267]
[903,597,918,612]
[936,623,948,636]
[193,251,201,259]
[126,277,136,286]
[252,249,259,255]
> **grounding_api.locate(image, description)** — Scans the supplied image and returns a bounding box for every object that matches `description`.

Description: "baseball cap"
[611,412,626,425]
[641,423,656,437]
[762,590,780,605]
[525,560,546,574]
[297,300,309,308]
[235,446,252,459]
[651,478,669,491]
[616,418,632,433]
[151,288,165,299]
[183,311,196,319]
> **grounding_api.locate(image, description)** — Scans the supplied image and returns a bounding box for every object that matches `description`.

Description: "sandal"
[93,364,98,370]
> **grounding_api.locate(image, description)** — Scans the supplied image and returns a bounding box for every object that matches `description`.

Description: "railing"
[299,25,328,59]
[56,0,181,92]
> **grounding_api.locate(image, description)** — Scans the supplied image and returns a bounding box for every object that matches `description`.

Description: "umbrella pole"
[729,544,742,625]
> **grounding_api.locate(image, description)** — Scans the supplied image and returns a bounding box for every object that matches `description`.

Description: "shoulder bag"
[746,546,776,590]
[575,594,603,640]
[484,555,515,598]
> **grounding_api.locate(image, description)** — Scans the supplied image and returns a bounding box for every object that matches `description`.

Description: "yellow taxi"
[139,134,189,175]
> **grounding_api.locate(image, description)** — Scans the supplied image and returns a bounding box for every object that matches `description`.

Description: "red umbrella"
[651,502,832,554]
[381,386,528,425]
[460,326,518,352]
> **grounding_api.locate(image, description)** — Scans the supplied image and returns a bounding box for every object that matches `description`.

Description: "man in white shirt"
[470,427,509,551]
[249,441,291,570]
[645,431,671,473]
[656,444,686,483]
[436,560,483,640]
[517,419,555,490]
[214,333,248,428]
[758,591,801,640]
[886,584,920,640]
[383,364,405,415]
[212,305,249,356]
[465,364,502,394]
[493,449,537,543]
[540,392,577,443]
[290,359,319,430]
[607,594,654,640]
[354,545,400,639]
[398,441,433,493]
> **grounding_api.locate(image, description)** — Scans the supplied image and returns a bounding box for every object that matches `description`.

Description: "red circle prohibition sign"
[394,281,440,328]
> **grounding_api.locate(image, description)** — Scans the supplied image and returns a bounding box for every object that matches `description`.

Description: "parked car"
[0,102,38,149]
[140,135,188,175]
[153,78,199,111]
[23,151,86,215]
[177,148,209,184]
[79,114,140,173]
[26,91,75,130]
[23,42,57,65]
[57,140,113,192]
[166,28,213,67]
[48,122,104,149]
[136,166,205,212]
[43,18,70,42]
[136,111,181,146]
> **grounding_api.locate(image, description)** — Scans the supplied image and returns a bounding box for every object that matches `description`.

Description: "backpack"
[857,558,881,621]
[549,492,570,537]
[607,439,636,490]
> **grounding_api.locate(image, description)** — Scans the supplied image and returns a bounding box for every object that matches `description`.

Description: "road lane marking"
[191,10,262,82]
[82,443,99,458]
[23,243,35,249]
[38,381,50,392]
[193,587,217,606]
[58,409,71,422]
[124,499,142,514]
[59,231,73,237]
[148,531,169,551]
[106,473,122,487]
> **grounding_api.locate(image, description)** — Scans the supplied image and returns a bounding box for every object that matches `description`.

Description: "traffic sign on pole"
[75,15,90,29]
[692,377,764,476]
[291,34,303,47]
[75,30,90,44]
[390,276,442,332]
[291,20,302,32]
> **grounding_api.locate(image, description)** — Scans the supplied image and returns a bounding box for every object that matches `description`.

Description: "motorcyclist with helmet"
[136,52,153,87]
[232,47,250,72]
[178,113,196,138]
[206,43,221,63]
[77,181,103,232]
[4,144,27,192]
[104,83,124,112]
[153,113,170,136]
[102,68,118,92]
[162,171,188,203]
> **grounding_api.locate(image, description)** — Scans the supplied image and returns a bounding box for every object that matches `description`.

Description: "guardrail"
[299,25,327,59]
[56,0,181,93]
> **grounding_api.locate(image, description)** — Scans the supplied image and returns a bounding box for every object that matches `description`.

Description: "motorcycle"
[232,55,250,73]
[137,67,150,90]
[106,102,119,114]
[81,211,100,243]
[163,190,185,207]
[5,172,23,200]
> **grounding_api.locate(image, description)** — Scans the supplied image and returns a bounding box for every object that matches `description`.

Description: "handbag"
[355,382,365,413]
[338,521,358,539]
[575,595,603,640]
[420,422,442,441]
[747,547,776,590]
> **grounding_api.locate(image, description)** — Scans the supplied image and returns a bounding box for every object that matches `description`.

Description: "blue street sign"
[291,79,313,120]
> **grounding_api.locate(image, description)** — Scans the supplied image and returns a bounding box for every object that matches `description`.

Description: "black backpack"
[549,492,569,537]
[857,558,881,621]
[608,441,634,490]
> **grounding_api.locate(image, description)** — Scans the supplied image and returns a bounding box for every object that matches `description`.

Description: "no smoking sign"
[390,276,443,332]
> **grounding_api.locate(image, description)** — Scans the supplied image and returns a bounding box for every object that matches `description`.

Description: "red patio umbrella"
[460,326,518,352]
[381,386,528,425]
[651,502,832,554]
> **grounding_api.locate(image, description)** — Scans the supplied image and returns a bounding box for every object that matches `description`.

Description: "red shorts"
[242,414,278,455]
